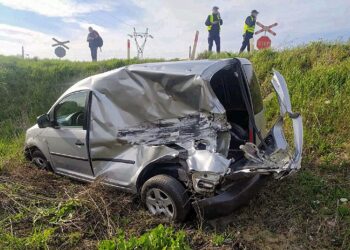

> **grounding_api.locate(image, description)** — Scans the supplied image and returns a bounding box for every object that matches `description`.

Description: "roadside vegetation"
[0,41,349,249]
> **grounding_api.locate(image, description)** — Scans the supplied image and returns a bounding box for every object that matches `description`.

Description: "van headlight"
[191,172,221,194]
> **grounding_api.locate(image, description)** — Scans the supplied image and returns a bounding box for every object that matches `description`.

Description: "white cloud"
[62,18,108,32]
[0,0,117,17]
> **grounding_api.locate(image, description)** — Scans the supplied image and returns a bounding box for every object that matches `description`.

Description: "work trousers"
[208,32,221,53]
[239,32,253,53]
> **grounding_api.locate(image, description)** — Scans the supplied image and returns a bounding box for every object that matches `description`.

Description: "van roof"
[66,58,251,94]
[125,58,251,76]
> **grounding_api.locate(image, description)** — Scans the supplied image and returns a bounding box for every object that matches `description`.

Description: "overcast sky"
[0,0,349,61]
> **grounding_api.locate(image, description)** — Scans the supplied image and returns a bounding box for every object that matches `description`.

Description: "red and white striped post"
[191,31,199,60]
[127,39,130,60]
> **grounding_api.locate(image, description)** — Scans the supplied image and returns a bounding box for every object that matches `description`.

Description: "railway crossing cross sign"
[52,38,70,58]
[255,22,278,50]
[255,22,278,36]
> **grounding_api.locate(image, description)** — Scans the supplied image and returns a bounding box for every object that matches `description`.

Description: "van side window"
[54,91,88,128]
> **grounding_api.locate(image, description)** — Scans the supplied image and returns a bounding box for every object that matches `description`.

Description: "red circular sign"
[257,36,271,50]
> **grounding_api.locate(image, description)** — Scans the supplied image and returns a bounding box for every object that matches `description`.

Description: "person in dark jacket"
[239,10,259,53]
[87,27,100,61]
[205,6,223,53]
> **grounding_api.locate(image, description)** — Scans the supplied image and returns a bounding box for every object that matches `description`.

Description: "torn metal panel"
[185,140,232,174]
[271,70,292,116]
[115,113,230,146]
[231,71,303,179]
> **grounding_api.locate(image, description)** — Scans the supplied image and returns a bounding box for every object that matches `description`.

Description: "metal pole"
[191,30,199,60]
[127,39,130,60]
[189,46,192,59]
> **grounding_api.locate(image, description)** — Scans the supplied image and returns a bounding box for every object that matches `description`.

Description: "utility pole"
[21,46,24,59]
[128,28,153,59]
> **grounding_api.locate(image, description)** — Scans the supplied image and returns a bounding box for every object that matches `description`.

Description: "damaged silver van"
[25,58,303,221]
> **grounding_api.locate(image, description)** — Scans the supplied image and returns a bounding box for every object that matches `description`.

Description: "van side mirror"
[37,114,51,128]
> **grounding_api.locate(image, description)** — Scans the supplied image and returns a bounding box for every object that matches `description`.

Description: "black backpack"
[95,36,103,48]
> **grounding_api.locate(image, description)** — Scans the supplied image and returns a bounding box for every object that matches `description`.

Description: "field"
[0,42,349,249]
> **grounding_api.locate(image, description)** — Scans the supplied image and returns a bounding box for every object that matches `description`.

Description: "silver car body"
[25,58,303,194]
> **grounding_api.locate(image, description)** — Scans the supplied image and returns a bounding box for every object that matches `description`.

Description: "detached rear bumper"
[192,175,266,219]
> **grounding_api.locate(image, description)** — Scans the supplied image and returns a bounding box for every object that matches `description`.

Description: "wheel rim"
[145,188,175,218]
[33,157,46,169]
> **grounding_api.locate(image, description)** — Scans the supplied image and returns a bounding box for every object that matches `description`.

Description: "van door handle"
[75,140,85,146]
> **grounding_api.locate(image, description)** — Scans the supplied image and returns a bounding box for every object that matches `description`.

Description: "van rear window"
[243,65,264,114]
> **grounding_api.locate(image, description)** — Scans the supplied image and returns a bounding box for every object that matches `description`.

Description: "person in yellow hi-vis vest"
[205,6,223,53]
[239,10,259,53]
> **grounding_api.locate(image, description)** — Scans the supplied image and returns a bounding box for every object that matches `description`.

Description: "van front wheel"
[141,174,190,222]
[31,150,51,171]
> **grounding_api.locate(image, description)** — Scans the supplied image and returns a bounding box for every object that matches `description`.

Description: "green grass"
[98,225,190,250]
[211,233,225,246]
[0,227,56,250]
[0,41,350,249]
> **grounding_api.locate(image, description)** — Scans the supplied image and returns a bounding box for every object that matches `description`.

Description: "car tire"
[141,174,190,222]
[31,150,51,171]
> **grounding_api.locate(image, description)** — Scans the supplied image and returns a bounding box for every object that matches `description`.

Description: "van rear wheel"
[141,174,190,222]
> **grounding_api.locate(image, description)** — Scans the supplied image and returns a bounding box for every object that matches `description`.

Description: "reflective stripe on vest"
[207,14,220,31]
[243,16,255,34]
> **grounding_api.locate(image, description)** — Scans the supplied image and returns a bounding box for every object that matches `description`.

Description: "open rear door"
[233,70,303,179]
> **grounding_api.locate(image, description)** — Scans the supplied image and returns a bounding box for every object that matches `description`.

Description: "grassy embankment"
[0,42,349,249]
